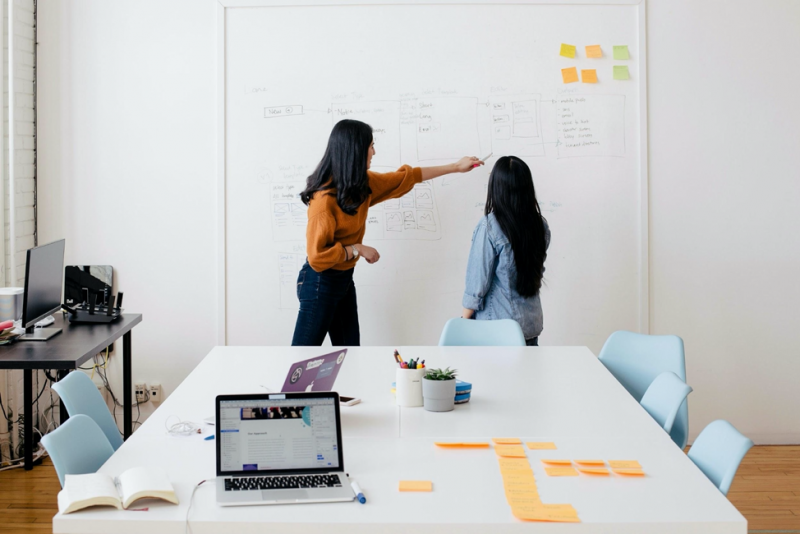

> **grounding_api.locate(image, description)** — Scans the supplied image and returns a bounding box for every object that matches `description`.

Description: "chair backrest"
[438,318,526,347]
[598,330,689,448]
[640,371,693,434]
[41,414,115,487]
[52,371,123,450]
[688,420,753,496]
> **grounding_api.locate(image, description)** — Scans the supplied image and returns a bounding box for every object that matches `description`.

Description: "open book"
[58,467,179,514]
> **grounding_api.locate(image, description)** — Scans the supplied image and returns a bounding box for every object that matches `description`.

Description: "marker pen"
[351,480,366,504]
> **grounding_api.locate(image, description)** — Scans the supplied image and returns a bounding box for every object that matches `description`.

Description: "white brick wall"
[0,0,37,464]
[4,0,36,287]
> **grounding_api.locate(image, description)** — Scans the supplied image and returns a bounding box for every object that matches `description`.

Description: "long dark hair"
[485,156,547,297]
[300,120,373,215]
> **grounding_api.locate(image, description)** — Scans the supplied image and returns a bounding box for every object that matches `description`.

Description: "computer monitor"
[20,239,65,341]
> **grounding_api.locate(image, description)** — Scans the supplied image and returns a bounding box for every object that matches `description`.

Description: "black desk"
[0,312,142,470]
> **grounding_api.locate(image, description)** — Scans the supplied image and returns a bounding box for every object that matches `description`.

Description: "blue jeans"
[291,262,360,346]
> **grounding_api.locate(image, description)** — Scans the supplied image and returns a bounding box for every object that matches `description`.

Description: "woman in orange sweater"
[292,119,482,346]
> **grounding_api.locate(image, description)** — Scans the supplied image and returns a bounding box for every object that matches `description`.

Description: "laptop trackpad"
[267,489,310,501]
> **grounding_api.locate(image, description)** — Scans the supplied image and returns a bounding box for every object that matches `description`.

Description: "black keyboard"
[224,474,342,491]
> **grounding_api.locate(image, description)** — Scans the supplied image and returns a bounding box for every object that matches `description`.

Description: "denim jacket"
[462,213,550,340]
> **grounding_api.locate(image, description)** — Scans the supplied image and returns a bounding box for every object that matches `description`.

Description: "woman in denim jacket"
[462,156,550,346]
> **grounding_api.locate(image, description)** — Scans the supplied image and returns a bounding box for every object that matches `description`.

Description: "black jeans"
[291,262,360,346]
[526,337,539,346]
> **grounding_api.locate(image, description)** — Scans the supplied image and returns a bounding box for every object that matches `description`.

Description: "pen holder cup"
[395,368,425,407]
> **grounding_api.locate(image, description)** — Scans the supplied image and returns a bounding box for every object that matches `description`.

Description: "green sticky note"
[613,65,630,80]
[613,45,630,60]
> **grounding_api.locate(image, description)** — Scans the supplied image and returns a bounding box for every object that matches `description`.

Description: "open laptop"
[281,349,347,392]
[215,391,355,506]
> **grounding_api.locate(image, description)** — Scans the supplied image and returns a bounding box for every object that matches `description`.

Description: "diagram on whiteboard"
[366,181,441,241]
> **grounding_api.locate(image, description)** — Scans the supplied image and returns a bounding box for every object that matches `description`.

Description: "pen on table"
[204,434,214,441]
[350,479,366,504]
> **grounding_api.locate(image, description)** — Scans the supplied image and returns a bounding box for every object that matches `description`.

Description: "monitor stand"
[19,327,62,342]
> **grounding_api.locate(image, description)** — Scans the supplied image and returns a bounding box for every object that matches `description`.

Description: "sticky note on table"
[434,442,489,448]
[560,43,576,58]
[496,445,527,458]
[581,69,598,83]
[545,466,579,477]
[613,65,630,80]
[526,442,557,450]
[612,468,645,477]
[561,67,579,84]
[399,480,432,492]
[613,45,630,60]
[499,458,532,471]
[609,460,641,469]
[577,466,610,476]
[541,459,572,465]
[493,438,522,445]
[585,44,602,58]
[574,459,605,466]
[512,503,580,523]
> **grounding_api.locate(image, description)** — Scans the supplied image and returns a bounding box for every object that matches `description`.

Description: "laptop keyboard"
[224,474,342,491]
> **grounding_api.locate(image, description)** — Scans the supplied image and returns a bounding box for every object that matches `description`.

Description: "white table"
[53,346,747,533]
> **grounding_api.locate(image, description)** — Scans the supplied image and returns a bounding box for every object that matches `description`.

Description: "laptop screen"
[218,395,341,475]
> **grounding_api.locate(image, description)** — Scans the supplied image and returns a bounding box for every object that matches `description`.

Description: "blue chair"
[52,371,123,450]
[688,420,753,496]
[640,371,693,435]
[41,414,115,487]
[598,331,689,448]
[438,318,526,346]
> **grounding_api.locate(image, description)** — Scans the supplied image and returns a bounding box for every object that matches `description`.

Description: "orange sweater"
[306,165,423,272]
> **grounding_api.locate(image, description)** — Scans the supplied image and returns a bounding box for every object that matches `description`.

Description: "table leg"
[24,369,32,470]
[123,331,132,439]
[57,370,69,424]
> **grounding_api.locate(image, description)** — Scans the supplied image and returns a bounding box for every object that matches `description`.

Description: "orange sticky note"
[581,69,598,83]
[434,442,489,448]
[574,460,605,466]
[609,460,642,469]
[512,504,580,523]
[492,438,522,445]
[526,442,557,450]
[561,67,579,84]
[541,459,572,466]
[399,480,432,492]
[495,445,527,458]
[505,486,540,499]
[612,468,645,477]
[545,466,579,477]
[585,44,602,58]
[502,470,535,481]
[577,466,610,476]
[498,457,530,468]
[560,43,576,58]
[504,480,539,493]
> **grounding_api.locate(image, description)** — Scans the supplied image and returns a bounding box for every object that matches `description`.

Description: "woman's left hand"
[453,156,482,173]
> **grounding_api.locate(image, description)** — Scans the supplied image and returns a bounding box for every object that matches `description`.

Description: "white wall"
[36,0,800,443]
[37,0,219,424]
[648,0,800,443]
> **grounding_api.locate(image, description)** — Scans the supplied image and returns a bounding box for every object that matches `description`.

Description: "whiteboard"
[222,1,647,352]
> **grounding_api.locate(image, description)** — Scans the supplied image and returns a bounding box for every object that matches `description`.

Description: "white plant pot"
[422,378,456,412]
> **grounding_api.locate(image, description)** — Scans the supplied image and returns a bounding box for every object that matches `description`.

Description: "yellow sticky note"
[495,445,527,458]
[505,481,539,493]
[577,466,610,476]
[541,459,572,466]
[609,460,641,469]
[585,44,602,58]
[526,442,557,450]
[613,65,630,80]
[502,471,535,481]
[612,468,645,477]
[512,504,581,523]
[505,487,540,500]
[560,43,577,58]
[498,457,531,469]
[581,69,598,83]
[613,45,630,60]
[574,459,605,466]
[492,438,522,445]
[545,466,579,477]
[399,480,432,492]
[561,67,579,84]
[434,442,489,448]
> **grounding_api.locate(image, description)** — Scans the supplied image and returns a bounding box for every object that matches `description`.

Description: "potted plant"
[422,367,457,412]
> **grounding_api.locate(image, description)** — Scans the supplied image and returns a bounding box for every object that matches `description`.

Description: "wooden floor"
[0,447,798,532]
